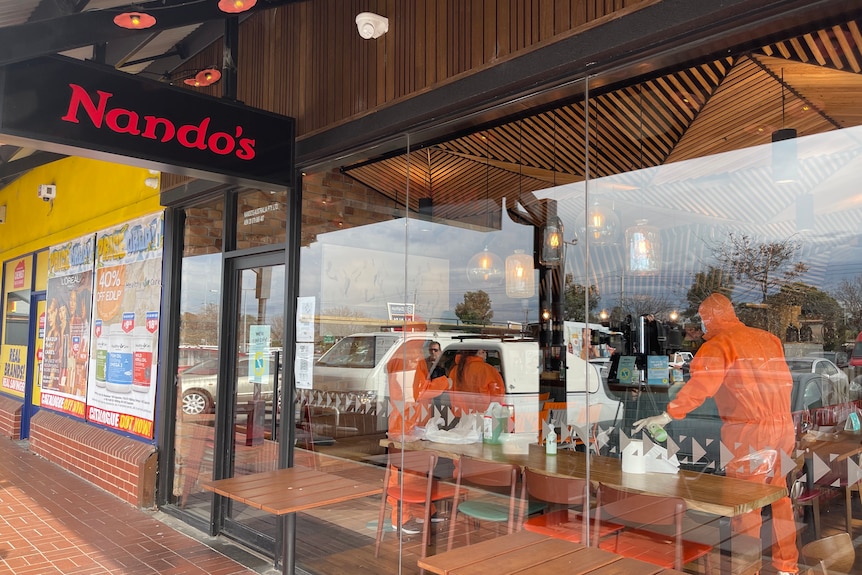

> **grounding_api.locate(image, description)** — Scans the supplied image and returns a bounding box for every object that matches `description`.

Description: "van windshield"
[316,335,399,368]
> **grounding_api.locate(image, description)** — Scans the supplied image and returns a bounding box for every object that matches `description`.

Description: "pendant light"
[219,0,257,13]
[114,12,156,29]
[540,113,564,266]
[184,68,221,88]
[626,219,660,274]
[772,69,799,184]
[506,250,535,298]
[584,99,619,244]
[466,133,503,285]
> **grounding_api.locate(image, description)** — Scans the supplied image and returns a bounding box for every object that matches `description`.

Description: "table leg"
[282,513,296,575]
[719,515,731,575]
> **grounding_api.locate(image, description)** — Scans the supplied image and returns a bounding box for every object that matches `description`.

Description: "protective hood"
[698,293,742,339]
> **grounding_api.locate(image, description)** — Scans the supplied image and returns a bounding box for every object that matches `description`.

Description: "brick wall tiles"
[0,395,22,439]
[29,411,157,509]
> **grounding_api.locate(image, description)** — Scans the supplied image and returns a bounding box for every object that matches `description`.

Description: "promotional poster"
[85,212,164,439]
[41,236,95,417]
[1,256,32,399]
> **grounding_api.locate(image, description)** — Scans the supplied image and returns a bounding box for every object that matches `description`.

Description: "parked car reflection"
[663,367,836,472]
[179,357,277,415]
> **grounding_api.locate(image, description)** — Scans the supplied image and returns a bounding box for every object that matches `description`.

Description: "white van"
[299,331,464,436]
[434,337,623,434]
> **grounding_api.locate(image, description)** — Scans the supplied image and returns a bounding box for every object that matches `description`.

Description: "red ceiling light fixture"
[218,0,257,13]
[183,68,222,87]
[113,12,156,29]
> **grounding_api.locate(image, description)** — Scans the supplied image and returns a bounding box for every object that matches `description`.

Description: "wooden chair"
[789,453,821,540]
[522,467,623,545]
[595,484,713,572]
[800,533,855,575]
[446,457,540,550]
[375,443,457,561]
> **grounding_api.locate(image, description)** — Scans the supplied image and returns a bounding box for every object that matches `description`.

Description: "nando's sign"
[0,55,294,186]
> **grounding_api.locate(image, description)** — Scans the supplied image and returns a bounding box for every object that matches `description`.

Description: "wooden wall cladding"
[175,0,641,137]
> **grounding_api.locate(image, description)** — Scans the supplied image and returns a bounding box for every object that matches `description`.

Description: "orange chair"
[596,484,713,572]
[446,457,537,550]
[522,467,623,544]
[375,443,457,560]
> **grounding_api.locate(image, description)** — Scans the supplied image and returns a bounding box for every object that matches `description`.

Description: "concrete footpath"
[0,436,277,575]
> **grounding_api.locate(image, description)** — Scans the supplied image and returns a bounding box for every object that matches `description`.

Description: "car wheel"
[182,390,212,415]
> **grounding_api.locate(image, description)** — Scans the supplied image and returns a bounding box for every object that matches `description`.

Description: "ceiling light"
[505,250,535,299]
[184,68,221,88]
[218,0,257,13]
[466,247,503,285]
[626,219,660,275]
[772,69,799,184]
[585,198,619,245]
[114,12,156,29]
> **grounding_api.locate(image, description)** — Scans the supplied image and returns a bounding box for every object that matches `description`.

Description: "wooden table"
[386,438,785,575]
[202,466,382,575]
[418,530,686,575]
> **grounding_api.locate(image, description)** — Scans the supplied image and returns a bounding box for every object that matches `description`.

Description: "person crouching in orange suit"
[634,293,798,575]
[448,349,505,418]
[385,340,450,533]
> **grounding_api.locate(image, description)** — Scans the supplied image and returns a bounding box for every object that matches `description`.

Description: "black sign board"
[0,55,294,187]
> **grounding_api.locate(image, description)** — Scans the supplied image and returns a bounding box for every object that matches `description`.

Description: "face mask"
[701,321,707,334]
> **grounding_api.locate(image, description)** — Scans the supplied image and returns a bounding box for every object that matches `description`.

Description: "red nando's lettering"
[60,83,256,160]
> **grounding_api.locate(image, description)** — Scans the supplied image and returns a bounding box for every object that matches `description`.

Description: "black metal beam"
[0,0,302,68]
[0,150,66,185]
[296,0,860,171]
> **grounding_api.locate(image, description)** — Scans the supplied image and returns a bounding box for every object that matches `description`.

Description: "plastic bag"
[424,413,483,444]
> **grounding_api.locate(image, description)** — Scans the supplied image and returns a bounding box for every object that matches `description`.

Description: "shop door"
[21,293,45,438]
[219,256,285,553]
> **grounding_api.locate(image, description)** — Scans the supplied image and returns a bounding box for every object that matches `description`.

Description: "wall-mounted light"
[219,0,257,14]
[540,217,564,266]
[114,12,156,29]
[466,247,503,285]
[505,250,535,298]
[626,219,660,274]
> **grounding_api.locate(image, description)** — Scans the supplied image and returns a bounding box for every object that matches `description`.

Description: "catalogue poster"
[41,235,95,417]
[85,212,164,439]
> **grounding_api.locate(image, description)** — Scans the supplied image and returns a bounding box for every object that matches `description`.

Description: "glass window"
[172,196,224,518]
[235,188,288,248]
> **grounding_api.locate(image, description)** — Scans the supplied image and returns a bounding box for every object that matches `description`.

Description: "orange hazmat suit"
[665,293,797,573]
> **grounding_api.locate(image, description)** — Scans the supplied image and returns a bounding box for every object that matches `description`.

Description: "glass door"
[221,256,285,553]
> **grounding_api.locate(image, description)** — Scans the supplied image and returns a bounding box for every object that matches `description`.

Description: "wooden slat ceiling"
[343,18,862,233]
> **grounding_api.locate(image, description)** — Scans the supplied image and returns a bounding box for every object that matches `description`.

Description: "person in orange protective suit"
[634,293,798,575]
[448,349,505,418]
[385,340,450,533]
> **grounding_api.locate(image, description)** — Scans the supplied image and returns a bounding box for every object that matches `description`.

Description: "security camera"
[38,184,56,202]
[355,12,388,40]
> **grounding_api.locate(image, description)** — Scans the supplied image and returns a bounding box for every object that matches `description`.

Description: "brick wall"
[29,410,157,509]
[0,395,22,439]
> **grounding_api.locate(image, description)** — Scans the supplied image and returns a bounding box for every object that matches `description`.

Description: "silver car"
[179,357,277,415]
[785,356,849,407]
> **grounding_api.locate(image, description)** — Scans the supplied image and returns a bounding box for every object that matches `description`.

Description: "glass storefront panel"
[236,188,288,249]
[172,197,224,518]
[291,17,862,575]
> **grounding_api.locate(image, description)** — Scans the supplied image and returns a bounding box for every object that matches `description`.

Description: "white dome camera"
[355,12,388,40]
